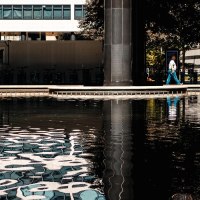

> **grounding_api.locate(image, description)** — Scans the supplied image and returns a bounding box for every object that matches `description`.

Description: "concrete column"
[21,32,26,41]
[104,0,132,86]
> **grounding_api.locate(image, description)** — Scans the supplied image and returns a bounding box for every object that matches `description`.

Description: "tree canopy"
[145,0,200,65]
[80,0,200,65]
[79,0,104,40]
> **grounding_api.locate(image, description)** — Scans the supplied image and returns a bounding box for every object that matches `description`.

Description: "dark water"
[0,96,199,200]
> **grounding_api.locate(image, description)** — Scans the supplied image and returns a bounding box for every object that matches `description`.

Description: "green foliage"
[146,49,165,68]
[79,0,200,68]
[79,0,104,40]
[145,0,200,66]
[145,0,200,49]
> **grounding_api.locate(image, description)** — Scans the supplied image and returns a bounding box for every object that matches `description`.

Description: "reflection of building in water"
[0,104,10,126]
[185,95,200,121]
[103,100,134,200]
[0,126,105,200]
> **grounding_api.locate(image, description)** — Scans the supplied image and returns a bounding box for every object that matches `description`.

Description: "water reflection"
[102,96,200,200]
[0,99,105,200]
[103,100,134,200]
[167,96,179,121]
[0,127,105,199]
[102,100,148,200]
[0,97,200,199]
[145,95,200,200]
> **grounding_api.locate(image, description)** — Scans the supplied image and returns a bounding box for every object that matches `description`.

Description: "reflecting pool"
[0,96,199,200]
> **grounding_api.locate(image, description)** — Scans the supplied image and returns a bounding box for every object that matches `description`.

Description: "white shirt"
[168,105,177,121]
[169,60,177,72]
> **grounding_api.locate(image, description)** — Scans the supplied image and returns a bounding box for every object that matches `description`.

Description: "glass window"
[74,5,83,20]
[53,5,62,19]
[0,6,2,19]
[33,5,42,19]
[63,5,71,20]
[83,5,86,17]
[43,5,52,19]
[3,5,12,19]
[23,5,32,19]
[0,4,74,20]
[13,5,22,19]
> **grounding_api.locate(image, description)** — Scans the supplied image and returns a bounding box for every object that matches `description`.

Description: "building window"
[83,5,86,17]
[13,5,22,19]
[23,5,32,19]
[74,5,85,20]
[33,5,42,19]
[43,5,52,19]
[53,5,62,19]
[63,5,71,20]
[3,5,12,19]
[0,6,2,19]
[0,4,75,20]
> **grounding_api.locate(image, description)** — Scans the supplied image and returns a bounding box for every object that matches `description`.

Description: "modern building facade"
[184,48,200,68]
[0,0,104,85]
[0,0,86,40]
[0,0,145,86]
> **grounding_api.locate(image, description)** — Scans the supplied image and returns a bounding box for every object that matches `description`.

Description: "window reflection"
[23,5,32,19]
[0,6,2,19]
[74,5,85,20]
[53,5,62,19]
[0,5,74,20]
[13,5,22,19]
[33,5,42,19]
[63,5,71,20]
[43,5,52,19]
[3,5,12,19]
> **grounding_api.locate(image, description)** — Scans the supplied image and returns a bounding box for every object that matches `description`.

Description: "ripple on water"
[0,125,104,199]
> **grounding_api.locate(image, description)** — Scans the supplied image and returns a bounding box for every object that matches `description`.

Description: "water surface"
[0,96,199,200]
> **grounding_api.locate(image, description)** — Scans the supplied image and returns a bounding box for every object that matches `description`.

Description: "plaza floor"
[0,84,199,98]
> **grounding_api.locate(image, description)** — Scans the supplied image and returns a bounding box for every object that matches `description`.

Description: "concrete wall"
[0,40,103,85]
[9,41,102,69]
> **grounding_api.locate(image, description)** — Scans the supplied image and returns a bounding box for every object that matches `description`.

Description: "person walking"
[166,55,181,85]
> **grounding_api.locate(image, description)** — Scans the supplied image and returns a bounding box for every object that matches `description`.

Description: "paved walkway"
[0,85,199,99]
[0,84,199,89]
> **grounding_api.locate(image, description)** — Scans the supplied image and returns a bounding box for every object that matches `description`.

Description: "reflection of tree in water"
[170,120,200,200]
[0,97,200,199]
[144,96,200,200]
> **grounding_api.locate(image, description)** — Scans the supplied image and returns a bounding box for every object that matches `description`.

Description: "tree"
[79,0,104,40]
[80,0,200,68]
[145,0,200,66]
[146,48,165,69]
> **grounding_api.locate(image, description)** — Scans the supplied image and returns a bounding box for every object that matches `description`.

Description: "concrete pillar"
[104,0,132,86]
[21,32,26,41]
